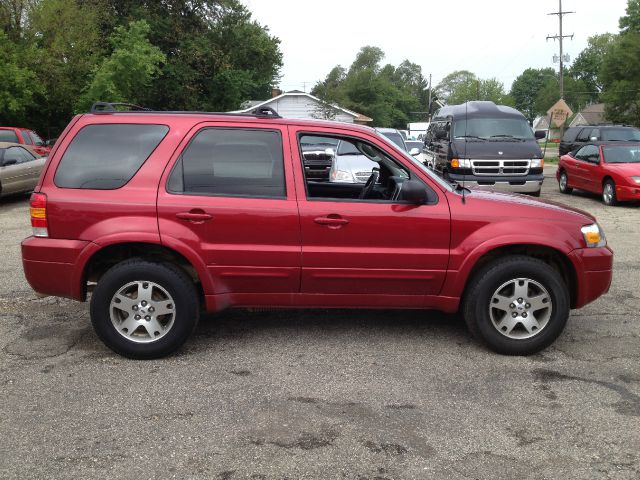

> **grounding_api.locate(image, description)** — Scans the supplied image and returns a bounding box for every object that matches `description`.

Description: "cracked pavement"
[0,168,638,479]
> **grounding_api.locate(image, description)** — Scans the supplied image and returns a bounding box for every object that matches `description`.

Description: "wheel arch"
[460,244,578,309]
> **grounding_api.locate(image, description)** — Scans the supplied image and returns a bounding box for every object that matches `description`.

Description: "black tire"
[90,259,199,359]
[529,190,541,197]
[602,179,618,206]
[558,171,572,194]
[463,255,570,355]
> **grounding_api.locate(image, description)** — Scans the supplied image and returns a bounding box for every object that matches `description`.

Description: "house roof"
[233,91,371,121]
[579,103,605,125]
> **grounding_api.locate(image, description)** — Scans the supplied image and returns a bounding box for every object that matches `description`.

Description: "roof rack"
[90,102,151,113]
[89,102,282,119]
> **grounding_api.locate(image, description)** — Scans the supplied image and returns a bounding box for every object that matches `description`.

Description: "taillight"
[30,193,48,237]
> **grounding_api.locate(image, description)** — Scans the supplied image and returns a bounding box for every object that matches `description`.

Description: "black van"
[424,101,546,195]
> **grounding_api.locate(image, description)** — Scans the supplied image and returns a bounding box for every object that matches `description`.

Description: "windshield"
[602,145,640,163]
[453,118,535,140]
[601,129,640,141]
[405,141,422,150]
[380,131,406,150]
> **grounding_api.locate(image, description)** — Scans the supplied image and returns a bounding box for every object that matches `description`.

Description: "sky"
[240,0,629,93]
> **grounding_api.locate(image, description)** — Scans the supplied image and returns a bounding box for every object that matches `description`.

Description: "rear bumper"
[568,246,614,309]
[447,173,544,193]
[21,236,90,300]
[615,183,640,202]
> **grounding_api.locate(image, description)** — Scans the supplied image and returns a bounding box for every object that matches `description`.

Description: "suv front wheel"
[463,255,569,355]
[90,259,199,359]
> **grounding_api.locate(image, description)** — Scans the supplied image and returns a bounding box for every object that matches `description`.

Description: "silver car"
[0,142,46,198]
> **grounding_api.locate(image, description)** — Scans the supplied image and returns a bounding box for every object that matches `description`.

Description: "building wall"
[264,96,355,123]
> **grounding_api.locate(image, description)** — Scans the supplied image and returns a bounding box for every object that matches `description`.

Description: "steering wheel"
[359,169,380,199]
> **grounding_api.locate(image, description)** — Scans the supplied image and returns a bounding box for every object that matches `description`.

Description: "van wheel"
[463,255,569,355]
[558,171,572,194]
[602,179,618,206]
[90,259,199,359]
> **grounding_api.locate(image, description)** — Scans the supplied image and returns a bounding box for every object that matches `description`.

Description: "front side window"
[4,147,35,164]
[55,124,168,189]
[29,131,45,146]
[576,145,599,161]
[299,133,430,203]
[168,128,285,199]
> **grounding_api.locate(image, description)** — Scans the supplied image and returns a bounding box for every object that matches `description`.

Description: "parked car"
[405,140,426,163]
[424,101,546,196]
[0,127,51,156]
[300,136,338,181]
[22,102,613,359]
[557,142,640,205]
[559,125,640,156]
[0,143,46,198]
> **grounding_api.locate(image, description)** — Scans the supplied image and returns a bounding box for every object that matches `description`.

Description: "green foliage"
[312,46,428,128]
[601,31,640,125]
[510,68,556,122]
[620,0,640,33]
[0,31,39,123]
[77,20,165,111]
[570,33,616,96]
[435,70,511,106]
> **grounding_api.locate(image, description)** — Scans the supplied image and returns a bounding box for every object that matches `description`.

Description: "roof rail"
[90,102,152,113]
[249,106,281,118]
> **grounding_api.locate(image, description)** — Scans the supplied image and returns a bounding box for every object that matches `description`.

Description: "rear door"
[157,122,301,297]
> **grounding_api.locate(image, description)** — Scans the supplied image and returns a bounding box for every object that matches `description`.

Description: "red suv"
[21,104,614,359]
[0,127,51,156]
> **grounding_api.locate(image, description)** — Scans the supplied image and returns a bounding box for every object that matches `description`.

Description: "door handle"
[314,215,349,228]
[176,210,213,222]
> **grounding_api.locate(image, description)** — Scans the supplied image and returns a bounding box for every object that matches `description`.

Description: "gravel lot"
[1,167,639,479]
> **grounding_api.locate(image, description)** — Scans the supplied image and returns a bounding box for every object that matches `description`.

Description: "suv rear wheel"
[463,255,569,355]
[90,259,199,359]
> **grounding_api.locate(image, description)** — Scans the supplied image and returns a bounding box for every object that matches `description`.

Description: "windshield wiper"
[489,134,524,142]
[455,135,484,141]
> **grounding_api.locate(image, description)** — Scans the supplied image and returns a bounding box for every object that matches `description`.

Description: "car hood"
[463,188,596,223]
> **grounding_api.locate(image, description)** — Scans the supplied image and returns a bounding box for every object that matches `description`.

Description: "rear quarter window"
[0,130,19,143]
[54,124,168,189]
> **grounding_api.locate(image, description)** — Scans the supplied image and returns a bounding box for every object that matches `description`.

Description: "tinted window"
[562,127,580,142]
[576,128,592,142]
[601,128,640,141]
[453,118,534,140]
[168,128,285,198]
[380,131,406,150]
[29,131,45,146]
[576,145,599,161]
[0,130,19,143]
[55,124,168,189]
[21,131,33,145]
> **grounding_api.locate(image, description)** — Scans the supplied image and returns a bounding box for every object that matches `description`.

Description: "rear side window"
[0,130,19,143]
[562,128,580,142]
[576,128,592,142]
[21,131,33,145]
[167,128,285,199]
[54,124,168,189]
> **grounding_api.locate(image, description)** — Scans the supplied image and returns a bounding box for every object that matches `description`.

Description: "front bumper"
[568,246,614,309]
[447,173,544,194]
[615,183,640,202]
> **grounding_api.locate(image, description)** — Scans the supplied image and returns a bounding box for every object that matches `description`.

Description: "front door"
[157,123,301,296]
[290,127,450,301]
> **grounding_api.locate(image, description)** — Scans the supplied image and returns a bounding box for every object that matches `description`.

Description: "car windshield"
[405,141,422,150]
[453,118,535,140]
[601,129,640,141]
[0,130,19,143]
[380,131,406,149]
[602,145,640,163]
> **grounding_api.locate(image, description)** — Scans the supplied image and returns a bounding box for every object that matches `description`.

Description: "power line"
[547,0,574,99]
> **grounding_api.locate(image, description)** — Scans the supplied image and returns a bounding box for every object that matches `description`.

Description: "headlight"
[331,169,355,182]
[630,176,640,184]
[581,224,607,248]
[530,158,544,168]
[451,159,471,168]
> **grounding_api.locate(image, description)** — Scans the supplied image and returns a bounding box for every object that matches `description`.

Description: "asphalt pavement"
[1,169,638,479]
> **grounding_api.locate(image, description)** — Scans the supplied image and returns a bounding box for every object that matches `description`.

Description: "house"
[569,103,606,127]
[233,90,373,124]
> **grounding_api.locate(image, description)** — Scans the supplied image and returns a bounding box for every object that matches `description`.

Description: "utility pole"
[427,74,432,121]
[546,0,574,99]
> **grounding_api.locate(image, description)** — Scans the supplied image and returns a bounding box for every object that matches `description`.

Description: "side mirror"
[2,159,18,167]
[400,180,428,204]
[534,130,547,140]
[409,147,421,156]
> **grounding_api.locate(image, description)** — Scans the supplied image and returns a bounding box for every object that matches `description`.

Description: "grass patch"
[544,157,559,164]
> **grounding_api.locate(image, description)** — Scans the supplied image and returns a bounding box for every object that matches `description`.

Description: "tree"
[435,70,510,106]
[620,0,640,33]
[77,20,165,111]
[570,33,616,97]
[510,68,557,122]
[0,31,38,124]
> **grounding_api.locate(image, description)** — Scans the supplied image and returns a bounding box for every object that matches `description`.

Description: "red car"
[21,104,613,358]
[557,143,640,205]
[0,127,51,156]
